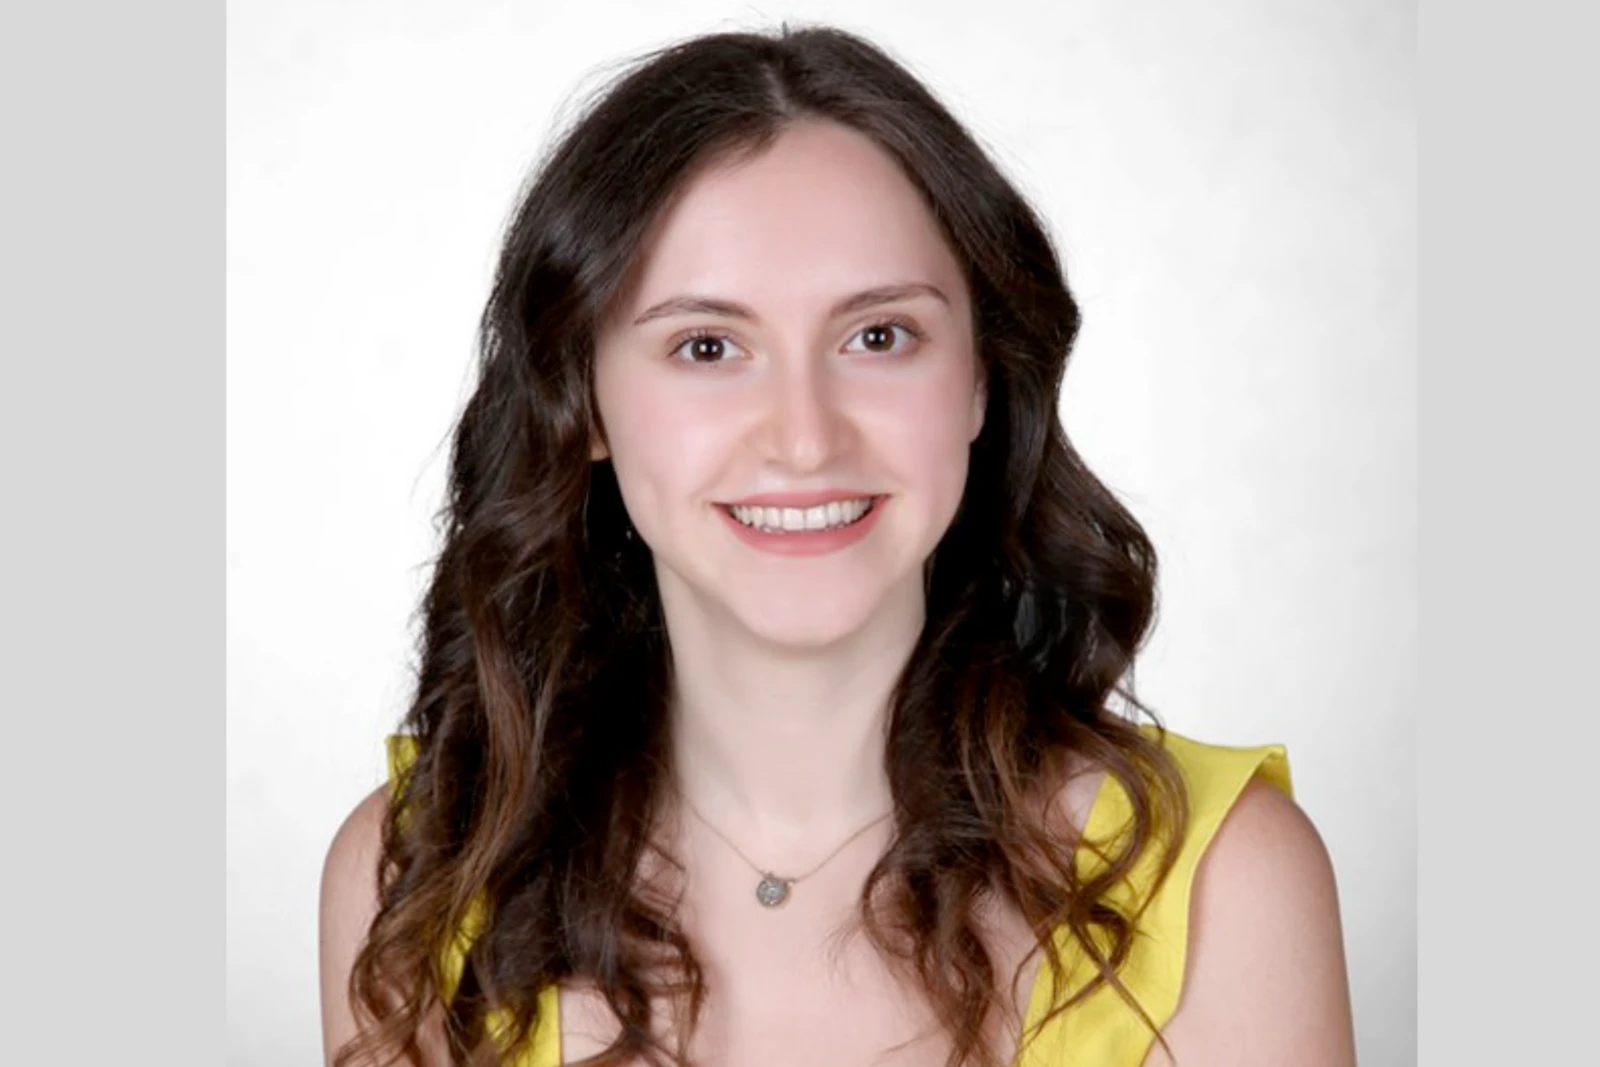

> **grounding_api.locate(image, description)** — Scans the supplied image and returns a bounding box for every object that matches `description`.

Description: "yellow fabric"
[386,727,1291,1066]
[1014,728,1292,1065]
[384,737,561,1061]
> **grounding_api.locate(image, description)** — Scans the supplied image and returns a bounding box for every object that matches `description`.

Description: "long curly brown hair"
[339,23,1189,1067]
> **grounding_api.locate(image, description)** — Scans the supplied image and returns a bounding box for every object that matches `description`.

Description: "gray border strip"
[0,0,221,1062]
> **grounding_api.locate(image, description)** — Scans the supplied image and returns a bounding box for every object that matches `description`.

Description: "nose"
[760,352,849,473]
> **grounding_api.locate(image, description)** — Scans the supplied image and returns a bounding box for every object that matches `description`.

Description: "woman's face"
[592,120,985,649]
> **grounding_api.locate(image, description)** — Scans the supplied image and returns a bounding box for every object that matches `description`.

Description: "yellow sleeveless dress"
[385,727,1291,1066]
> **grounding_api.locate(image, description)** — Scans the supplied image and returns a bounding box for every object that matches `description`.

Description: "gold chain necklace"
[677,790,895,908]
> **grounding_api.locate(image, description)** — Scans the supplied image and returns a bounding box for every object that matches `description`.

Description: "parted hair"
[339,23,1188,1067]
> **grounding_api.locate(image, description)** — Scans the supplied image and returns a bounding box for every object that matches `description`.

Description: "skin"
[589,119,985,845]
[319,119,1357,1066]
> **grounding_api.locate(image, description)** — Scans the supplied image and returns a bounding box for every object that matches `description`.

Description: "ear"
[588,401,611,461]
[968,364,988,443]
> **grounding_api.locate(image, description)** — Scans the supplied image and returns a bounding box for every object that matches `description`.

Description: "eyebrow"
[630,282,950,327]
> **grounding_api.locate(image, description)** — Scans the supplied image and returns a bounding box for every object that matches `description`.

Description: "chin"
[731,595,884,652]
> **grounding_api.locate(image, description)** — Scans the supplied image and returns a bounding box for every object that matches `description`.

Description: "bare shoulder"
[319,785,454,1066]
[1144,780,1358,1066]
[318,785,391,1065]
[321,785,391,956]
[323,786,390,894]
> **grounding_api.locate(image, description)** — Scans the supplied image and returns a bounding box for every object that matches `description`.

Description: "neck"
[657,571,923,856]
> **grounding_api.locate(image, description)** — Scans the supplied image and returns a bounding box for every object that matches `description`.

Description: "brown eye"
[861,325,895,352]
[847,320,920,356]
[688,336,726,362]
[669,332,742,364]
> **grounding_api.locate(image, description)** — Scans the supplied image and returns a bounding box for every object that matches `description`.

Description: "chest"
[552,764,1104,1066]
[556,890,1044,1067]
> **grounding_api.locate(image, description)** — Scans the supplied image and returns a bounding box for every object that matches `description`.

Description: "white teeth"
[727,497,874,534]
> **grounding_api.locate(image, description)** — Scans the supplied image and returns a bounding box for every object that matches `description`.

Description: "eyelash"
[667,316,925,365]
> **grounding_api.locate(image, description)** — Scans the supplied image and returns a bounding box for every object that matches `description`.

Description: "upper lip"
[723,490,883,508]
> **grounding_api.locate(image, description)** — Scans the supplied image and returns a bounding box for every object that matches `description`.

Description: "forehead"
[618,121,966,317]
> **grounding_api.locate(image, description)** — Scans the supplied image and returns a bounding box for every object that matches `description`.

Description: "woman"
[320,24,1356,1067]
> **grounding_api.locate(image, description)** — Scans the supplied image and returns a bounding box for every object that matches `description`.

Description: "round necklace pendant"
[755,875,791,908]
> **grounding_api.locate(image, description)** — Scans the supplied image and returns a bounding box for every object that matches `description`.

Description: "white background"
[227,2,1415,1064]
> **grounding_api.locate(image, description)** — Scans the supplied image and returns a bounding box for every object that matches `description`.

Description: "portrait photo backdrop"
[227,1,1415,1063]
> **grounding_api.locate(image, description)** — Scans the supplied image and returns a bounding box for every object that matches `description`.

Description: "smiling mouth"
[718,496,882,534]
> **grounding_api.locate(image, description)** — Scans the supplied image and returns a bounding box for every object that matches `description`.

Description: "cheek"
[595,375,728,522]
[871,368,980,496]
